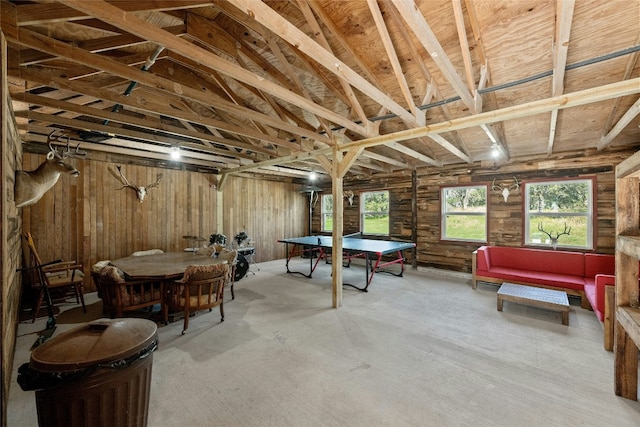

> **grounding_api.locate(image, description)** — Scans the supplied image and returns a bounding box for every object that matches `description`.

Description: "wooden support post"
[604,285,615,351]
[411,169,417,269]
[331,169,343,309]
[614,319,638,399]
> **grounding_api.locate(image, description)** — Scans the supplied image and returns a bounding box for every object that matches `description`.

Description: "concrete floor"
[8,258,640,426]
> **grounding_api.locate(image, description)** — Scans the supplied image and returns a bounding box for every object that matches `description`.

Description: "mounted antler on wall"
[108,165,162,202]
[15,130,82,208]
[538,222,571,250]
[344,190,355,206]
[492,177,520,202]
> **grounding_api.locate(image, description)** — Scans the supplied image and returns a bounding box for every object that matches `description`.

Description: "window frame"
[321,193,333,233]
[440,184,489,244]
[523,177,595,250]
[360,190,390,236]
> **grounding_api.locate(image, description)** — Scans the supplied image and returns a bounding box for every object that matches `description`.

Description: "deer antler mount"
[492,177,520,202]
[537,222,571,250]
[108,165,162,202]
[344,190,355,206]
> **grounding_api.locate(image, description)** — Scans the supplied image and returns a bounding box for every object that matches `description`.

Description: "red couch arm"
[595,274,615,311]
[475,246,490,271]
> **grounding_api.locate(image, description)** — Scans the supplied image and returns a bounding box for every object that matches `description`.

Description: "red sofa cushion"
[485,267,585,291]
[584,253,615,278]
[486,246,584,277]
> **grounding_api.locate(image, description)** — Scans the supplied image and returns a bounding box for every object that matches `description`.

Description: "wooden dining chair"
[97,266,163,318]
[164,263,230,334]
[23,232,86,322]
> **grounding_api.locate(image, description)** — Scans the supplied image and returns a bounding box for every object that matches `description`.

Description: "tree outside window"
[441,185,487,242]
[525,179,593,249]
[321,194,333,232]
[361,191,389,235]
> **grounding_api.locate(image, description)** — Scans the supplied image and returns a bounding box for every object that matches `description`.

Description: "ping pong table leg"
[284,243,325,278]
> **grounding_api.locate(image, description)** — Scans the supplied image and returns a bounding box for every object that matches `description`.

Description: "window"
[525,178,594,250]
[361,191,389,235]
[321,194,333,232]
[441,185,487,242]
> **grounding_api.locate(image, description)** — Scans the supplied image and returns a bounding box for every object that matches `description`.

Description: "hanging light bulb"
[309,171,317,181]
[171,146,181,160]
[491,142,500,158]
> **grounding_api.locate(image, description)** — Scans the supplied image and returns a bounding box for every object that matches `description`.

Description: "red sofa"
[472,246,615,313]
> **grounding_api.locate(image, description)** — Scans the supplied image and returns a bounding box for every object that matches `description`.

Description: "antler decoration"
[492,177,520,202]
[538,222,571,250]
[47,130,86,160]
[108,165,162,203]
[344,190,355,206]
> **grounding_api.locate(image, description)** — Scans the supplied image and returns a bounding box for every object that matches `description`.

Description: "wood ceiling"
[3,0,640,181]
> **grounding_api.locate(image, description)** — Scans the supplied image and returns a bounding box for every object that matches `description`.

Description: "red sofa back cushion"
[584,253,615,278]
[488,246,584,276]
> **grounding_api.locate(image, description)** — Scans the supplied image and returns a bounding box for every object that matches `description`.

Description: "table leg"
[497,295,503,311]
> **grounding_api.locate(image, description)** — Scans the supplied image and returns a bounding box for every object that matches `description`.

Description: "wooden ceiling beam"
[15,109,245,167]
[391,0,475,111]
[361,150,411,169]
[598,98,640,150]
[20,123,234,168]
[222,77,640,176]
[451,0,476,95]
[547,0,575,155]
[17,92,274,158]
[367,0,422,123]
[462,0,509,160]
[3,23,331,148]
[59,0,371,138]
[225,0,416,127]
[601,31,640,138]
[264,35,333,136]
[306,0,385,91]
[78,24,185,54]
[16,1,215,26]
[12,67,298,153]
[295,0,372,132]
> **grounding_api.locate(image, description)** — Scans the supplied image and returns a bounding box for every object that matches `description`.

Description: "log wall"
[220,174,307,261]
[314,148,637,273]
[20,158,308,293]
[1,30,22,427]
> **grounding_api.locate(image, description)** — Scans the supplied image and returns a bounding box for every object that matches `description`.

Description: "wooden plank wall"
[1,30,23,427]
[20,156,308,293]
[221,174,307,261]
[314,148,637,274]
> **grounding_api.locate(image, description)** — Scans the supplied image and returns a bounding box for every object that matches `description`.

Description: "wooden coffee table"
[497,282,570,325]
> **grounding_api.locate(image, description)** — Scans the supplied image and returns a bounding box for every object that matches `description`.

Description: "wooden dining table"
[111,251,227,324]
[111,251,224,280]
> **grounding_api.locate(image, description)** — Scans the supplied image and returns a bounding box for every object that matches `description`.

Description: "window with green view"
[441,185,487,242]
[361,191,389,235]
[525,178,593,250]
[321,194,333,232]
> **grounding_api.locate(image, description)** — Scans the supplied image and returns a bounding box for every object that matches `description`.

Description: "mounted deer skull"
[492,177,520,202]
[344,190,355,206]
[538,222,571,250]
[108,165,162,202]
[15,131,82,208]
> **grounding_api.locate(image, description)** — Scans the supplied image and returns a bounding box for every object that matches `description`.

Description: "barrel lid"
[30,319,158,372]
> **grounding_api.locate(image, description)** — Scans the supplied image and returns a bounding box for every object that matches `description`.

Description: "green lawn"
[323,215,389,235]
[445,215,486,240]
[528,216,587,247]
[327,214,587,247]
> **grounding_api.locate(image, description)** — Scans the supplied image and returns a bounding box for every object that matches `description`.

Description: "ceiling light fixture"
[171,146,181,160]
[309,171,317,181]
[491,142,500,158]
